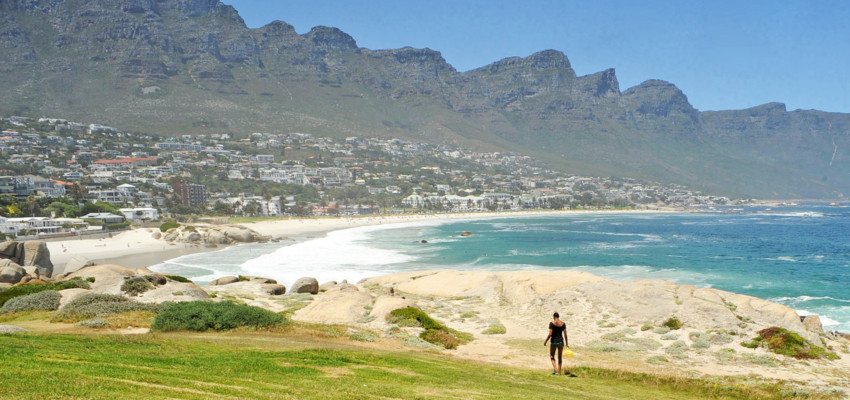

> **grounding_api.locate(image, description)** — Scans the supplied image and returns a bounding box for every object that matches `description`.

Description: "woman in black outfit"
[543,312,568,375]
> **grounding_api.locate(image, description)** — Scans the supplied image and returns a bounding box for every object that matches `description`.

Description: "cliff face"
[1,0,848,198]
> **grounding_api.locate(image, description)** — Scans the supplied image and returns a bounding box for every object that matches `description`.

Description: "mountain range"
[1,0,848,199]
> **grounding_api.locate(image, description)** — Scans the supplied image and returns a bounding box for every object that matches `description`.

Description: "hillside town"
[0,115,739,239]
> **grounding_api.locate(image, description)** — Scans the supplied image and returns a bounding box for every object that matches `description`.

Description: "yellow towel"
[564,347,574,358]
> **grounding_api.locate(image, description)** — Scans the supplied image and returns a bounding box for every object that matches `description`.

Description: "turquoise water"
[152,205,850,332]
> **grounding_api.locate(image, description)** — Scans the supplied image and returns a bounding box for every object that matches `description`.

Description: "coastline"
[47,209,675,274]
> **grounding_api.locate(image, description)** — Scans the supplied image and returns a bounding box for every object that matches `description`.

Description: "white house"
[119,207,159,221]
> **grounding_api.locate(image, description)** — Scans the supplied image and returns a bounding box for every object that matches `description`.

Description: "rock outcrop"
[158,225,269,246]
[0,241,54,282]
[291,277,319,294]
[64,264,208,302]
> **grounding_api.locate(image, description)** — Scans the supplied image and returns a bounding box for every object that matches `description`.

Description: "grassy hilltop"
[0,328,819,400]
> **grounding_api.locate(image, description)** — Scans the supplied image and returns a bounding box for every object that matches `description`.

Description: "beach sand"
[47,210,633,275]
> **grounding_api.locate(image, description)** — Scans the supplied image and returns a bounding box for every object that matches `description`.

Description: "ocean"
[151,204,850,332]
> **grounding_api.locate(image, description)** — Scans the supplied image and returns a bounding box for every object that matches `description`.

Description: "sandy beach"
[47,210,649,275]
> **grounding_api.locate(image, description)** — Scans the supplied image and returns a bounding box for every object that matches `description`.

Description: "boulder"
[264,284,286,295]
[23,265,39,278]
[319,281,338,292]
[0,241,17,257]
[19,241,53,278]
[802,315,823,332]
[63,256,94,276]
[210,276,240,286]
[0,259,21,269]
[291,277,319,294]
[58,288,92,309]
[163,228,180,242]
[0,265,24,284]
[137,281,210,303]
[64,264,138,295]
[151,231,162,240]
[185,232,201,242]
[205,230,228,245]
[223,226,256,243]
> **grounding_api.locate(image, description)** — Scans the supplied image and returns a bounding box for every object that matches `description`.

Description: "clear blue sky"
[223,1,850,113]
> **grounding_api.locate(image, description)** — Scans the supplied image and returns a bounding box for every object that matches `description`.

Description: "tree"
[25,195,38,217]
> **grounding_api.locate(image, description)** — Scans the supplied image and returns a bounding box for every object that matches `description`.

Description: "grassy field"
[0,328,827,400]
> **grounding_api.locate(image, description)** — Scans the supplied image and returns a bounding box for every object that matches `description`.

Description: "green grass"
[0,332,826,400]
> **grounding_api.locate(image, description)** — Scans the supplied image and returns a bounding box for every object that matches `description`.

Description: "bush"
[165,275,192,283]
[646,355,668,365]
[0,278,90,307]
[159,221,180,232]
[387,307,472,349]
[53,293,164,323]
[741,327,839,360]
[121,275,168,296]
[482,320,506,335]
[689,331,712,349]
[653,327,670,334]
[421,329,461,350]
[150,301,285,332]
[121,276,154,296]
[77,318,109,328]
[0,290,61,314]
[662,317,682,330]
[640,323,652,331]
[666,340,689,359]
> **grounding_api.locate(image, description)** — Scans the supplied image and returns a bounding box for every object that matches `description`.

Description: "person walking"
[543,312,568,375]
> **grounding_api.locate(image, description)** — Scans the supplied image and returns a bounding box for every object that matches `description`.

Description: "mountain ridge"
[1,0,847,199]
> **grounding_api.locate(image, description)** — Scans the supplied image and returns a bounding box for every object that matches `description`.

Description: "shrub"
[150,301,285,332]
[662,317,682,330]
[646,355,668,365]
[660,333,679,341]
[159,221,180,232]
[349,331,379,342]
[666,340,689,359]
[53,293,164,323]
[689,332,712,349]
[421,329,461,350]
[653,327,670,334]
[388,306,442,329]
[0,290,61,314]
[121,276,154,296]
[740,327,839,360]
[121,275,168,296]
[165,275,192,283]
[640,323,652,331]
[387,307,471,349]
[0,278,90,307]
[482,320,506,335]
[77,318,109,328]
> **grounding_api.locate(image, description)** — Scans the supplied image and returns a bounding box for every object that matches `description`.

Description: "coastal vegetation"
[0,277,90,307]
[387,306,472,349]
[52,293,165,324]
[742,327,840,360]
[0,330,833,400]
[150,301,285,332]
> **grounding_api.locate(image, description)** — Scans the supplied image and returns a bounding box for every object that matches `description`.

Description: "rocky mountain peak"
[622,79,698,121]
[304,26,360,53]
[577,68,621,99]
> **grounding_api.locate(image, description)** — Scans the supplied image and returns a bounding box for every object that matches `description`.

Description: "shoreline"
[47,209,675,275]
